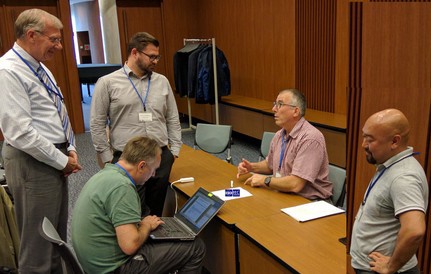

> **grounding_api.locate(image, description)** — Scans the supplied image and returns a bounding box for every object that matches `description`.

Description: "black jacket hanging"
[187,45,209,98]
[173,43,203,97]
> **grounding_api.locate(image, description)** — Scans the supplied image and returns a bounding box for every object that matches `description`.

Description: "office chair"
[39,217,85,274]
[328,164,346,208]
[259,131,276,161]
[194,123,233,163]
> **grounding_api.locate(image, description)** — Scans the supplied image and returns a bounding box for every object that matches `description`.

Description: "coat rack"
[182,38,219,131]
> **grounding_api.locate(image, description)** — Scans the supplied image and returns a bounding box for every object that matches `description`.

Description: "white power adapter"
[178,177,195,183]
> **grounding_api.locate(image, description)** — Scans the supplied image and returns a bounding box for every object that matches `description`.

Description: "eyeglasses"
[138,51,161,62]
[273,101,296,109]
[35,31,62,45]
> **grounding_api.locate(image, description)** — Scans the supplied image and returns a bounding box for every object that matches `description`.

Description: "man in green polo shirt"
[72,136,205,273]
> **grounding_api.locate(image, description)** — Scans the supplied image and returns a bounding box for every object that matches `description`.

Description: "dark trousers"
[115,237,205,274]
[112,146,174,216]
[2,143,66,274]
[354,264,420,274]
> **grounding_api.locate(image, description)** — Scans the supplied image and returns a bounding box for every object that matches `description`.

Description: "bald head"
[362,109,410,164]
[367,109,410,145]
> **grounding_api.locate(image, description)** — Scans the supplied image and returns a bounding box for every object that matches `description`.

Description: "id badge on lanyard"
[124,67,151,121]
[139,112,152,122]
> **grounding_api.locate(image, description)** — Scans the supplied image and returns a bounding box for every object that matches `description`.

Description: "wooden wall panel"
[347,2,431,273]
[121,0,347,117]
[424,126,431,274]
[161,0,200,86]
[0,4,9,56]
[174,95,214,123]
[362,4,431,88]
[296,0,337,112]
[334,0,350,115]
[116,0,201,89]
[219,104,264,139]
[194,0,296,102]
[346,2,363,252]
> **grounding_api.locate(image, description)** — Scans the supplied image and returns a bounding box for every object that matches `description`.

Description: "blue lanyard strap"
[12,48,63,100]
[278,130,290,171]
[115,163,137,187]
[123,67,150,111]
[362,152,419,205]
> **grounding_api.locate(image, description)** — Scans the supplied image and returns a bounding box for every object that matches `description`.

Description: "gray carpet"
[1,85,262,243]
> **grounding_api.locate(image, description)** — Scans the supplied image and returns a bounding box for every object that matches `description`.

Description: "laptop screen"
[175,188,225,235]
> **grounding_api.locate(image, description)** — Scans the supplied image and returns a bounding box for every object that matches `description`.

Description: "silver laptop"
[150,187,225,241]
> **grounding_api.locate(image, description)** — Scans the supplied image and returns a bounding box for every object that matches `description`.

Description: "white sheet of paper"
[211,187,253,201]
[281,200,345,222]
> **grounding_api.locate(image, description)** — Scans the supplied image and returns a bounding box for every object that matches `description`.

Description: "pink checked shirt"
[267,117,332,199]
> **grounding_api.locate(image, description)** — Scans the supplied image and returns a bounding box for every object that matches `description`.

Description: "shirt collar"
[285,117,306,140]
[13,42,40,70]
[378,146,414,170]
[123,62,150,80]
[107,163,137,187]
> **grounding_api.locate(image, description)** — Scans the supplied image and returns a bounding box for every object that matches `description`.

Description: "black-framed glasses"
[273,101,296,109]
[35,30,62,45]
[138,51,161,62]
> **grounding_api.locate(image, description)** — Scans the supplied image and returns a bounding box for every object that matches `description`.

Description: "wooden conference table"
[169,145,346,274]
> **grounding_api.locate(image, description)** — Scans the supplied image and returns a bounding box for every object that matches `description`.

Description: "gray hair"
[120,136,161,165]
[280,89,307,117]
[15,9,63,39]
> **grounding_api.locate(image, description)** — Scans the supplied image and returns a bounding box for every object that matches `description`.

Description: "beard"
[137,59,154,76]
[365,149,377,165]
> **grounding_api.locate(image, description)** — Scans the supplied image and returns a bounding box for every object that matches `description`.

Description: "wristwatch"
[264,176,272,187]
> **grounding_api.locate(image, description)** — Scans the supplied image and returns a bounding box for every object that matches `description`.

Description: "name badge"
[139,112,152,122]
[275,172,282,178]
[225,189,240,197]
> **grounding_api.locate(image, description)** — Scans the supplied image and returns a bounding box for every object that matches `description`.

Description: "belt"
[6,142,68,149]
[54,142,68,149]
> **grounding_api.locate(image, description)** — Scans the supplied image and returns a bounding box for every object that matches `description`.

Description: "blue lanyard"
[278,130,290,171]
[362,152,419,205]
[123,67,151,111]
[12,48,63,100]
[115,163,137,187]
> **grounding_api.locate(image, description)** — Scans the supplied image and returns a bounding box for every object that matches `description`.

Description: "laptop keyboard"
[159,218,186,236]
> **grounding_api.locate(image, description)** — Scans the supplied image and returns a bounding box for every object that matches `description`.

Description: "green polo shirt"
[71,164,141,274]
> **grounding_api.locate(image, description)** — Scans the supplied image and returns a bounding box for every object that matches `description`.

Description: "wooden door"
[116,0,167,76]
